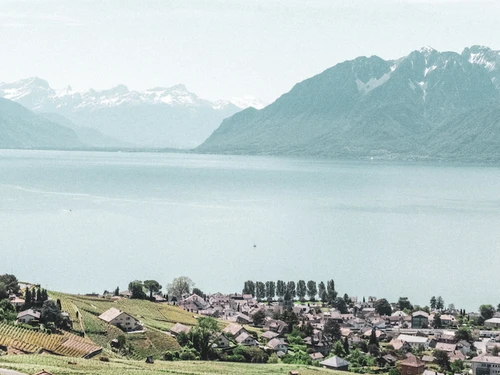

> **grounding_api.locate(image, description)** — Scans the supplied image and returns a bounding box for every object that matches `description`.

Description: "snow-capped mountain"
[0,79,265,148]
[198,45,500,161]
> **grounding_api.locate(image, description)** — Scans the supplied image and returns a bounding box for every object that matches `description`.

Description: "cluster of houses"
[165,292,500,373]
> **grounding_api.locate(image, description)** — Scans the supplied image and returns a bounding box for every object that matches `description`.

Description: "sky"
[0,0,499,103]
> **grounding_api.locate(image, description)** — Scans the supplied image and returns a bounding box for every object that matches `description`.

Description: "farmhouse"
[17,309,40,324]
[98,307,142,332]
[169,322,192,336]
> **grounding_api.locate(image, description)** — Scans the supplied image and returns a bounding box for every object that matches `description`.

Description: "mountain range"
[198,45,500,162]
[0,79,265,148]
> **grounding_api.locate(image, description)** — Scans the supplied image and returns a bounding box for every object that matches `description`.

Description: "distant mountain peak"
[419,46,437,56]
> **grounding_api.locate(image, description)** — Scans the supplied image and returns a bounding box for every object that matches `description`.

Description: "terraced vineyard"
[44,292,194,358]
[0,323,101,358]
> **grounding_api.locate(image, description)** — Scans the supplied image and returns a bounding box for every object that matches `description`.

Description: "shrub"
[179,350,197,361]
[268,353,279,363]
[99,356,110,362]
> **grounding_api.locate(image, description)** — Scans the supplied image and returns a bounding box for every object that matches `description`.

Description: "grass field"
[0,354,340,375]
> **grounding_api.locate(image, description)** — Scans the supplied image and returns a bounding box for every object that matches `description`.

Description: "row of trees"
[242,279,339,304]
[23,287,48,310]
[126,276,205,301]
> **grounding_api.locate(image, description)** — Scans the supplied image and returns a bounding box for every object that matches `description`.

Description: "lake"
[1,149,499,310]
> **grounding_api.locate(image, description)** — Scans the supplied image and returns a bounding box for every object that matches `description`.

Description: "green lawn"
[0,354,340,375]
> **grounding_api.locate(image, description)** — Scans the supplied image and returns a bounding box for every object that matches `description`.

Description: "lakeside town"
[1,274,500,375]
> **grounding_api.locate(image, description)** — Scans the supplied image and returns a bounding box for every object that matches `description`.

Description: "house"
[485,318,500,329]
[235,332,258,346]
[320,356,350,371]
[222,323,247,338]
[234,313,253,325]
[397,334,429,349]
[213,333,232,349]
[435,342,456,352]
[412,311,429,329]
[169,322,192,336]
[471,354,500,375]
[310,352,325,361]
[399,355,425,375]
[17,309,40,324]
[261,331,280,341]
[264,319,289,335]
[267,338,288,353]
[9,296,25,308]
[440,314,457,327]
[179,294,209,312]
[98,307,142,332]
[390,339,411,351]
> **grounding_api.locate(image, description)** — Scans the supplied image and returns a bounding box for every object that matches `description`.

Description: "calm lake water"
[1,150,499,310]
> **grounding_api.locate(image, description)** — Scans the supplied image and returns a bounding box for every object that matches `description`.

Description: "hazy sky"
[1,0,499,103]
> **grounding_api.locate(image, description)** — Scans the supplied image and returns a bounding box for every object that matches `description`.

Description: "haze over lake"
[1,150,499,310]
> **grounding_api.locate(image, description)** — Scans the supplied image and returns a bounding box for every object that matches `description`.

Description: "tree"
[252,309,266,326]
[128,280,146,299]
[434,349,450,372]
[276,280,285,300]
[114,287,120,297]
[480,304,495,320]
[192,288,205,299]
[430,296,437,309]
[265,281,275,301]
[334,297,348,314]
[167,276,194,300]
[0,299,16,323]
[318,282,326,301]
[326,280,337,306]
[374,298,392,316]
[397,297,413,311]
[450,359,464,373]
[296,280,306,302]
[306,281,317,301]
[281,310,299,330]
[0,274,19,296]
[190,316,220,360]
[344,293,350,304]
[24,287,32,310]
[286,281,296,299]
[40,300,63,327]
[369,328,379,347]
[434,313,442,328]
[343,336,350,355]
[243,280,255,296]
[320,290,327,303]
[255,282,265,301]
[143,280,162,300]
[455,326,472,342]
[436,296,444,310]
[332,340,346,357]
[324,319,341,342]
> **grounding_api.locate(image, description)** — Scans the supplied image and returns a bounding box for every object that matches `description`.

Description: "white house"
[397,334,429,349]
[471,354,500,375]
[17,309,40,324]
[235,332,258,346]
[98,307,142,332]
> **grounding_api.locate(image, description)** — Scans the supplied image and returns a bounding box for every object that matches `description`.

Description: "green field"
[0,354,339,375]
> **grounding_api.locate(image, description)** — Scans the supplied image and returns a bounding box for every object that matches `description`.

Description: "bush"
[268,353,279,364]
[163,351,176,361]
[179,349,197,361]
[99,356,110,362]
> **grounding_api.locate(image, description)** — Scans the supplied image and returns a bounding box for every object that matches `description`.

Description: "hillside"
[48,292,198,358]
[0,98,83,149]
[197,46,500,161]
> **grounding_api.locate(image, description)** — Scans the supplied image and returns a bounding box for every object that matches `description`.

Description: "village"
[2,274,500,375]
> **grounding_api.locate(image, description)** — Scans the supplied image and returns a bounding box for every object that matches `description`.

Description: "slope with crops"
[0,322,101,358]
